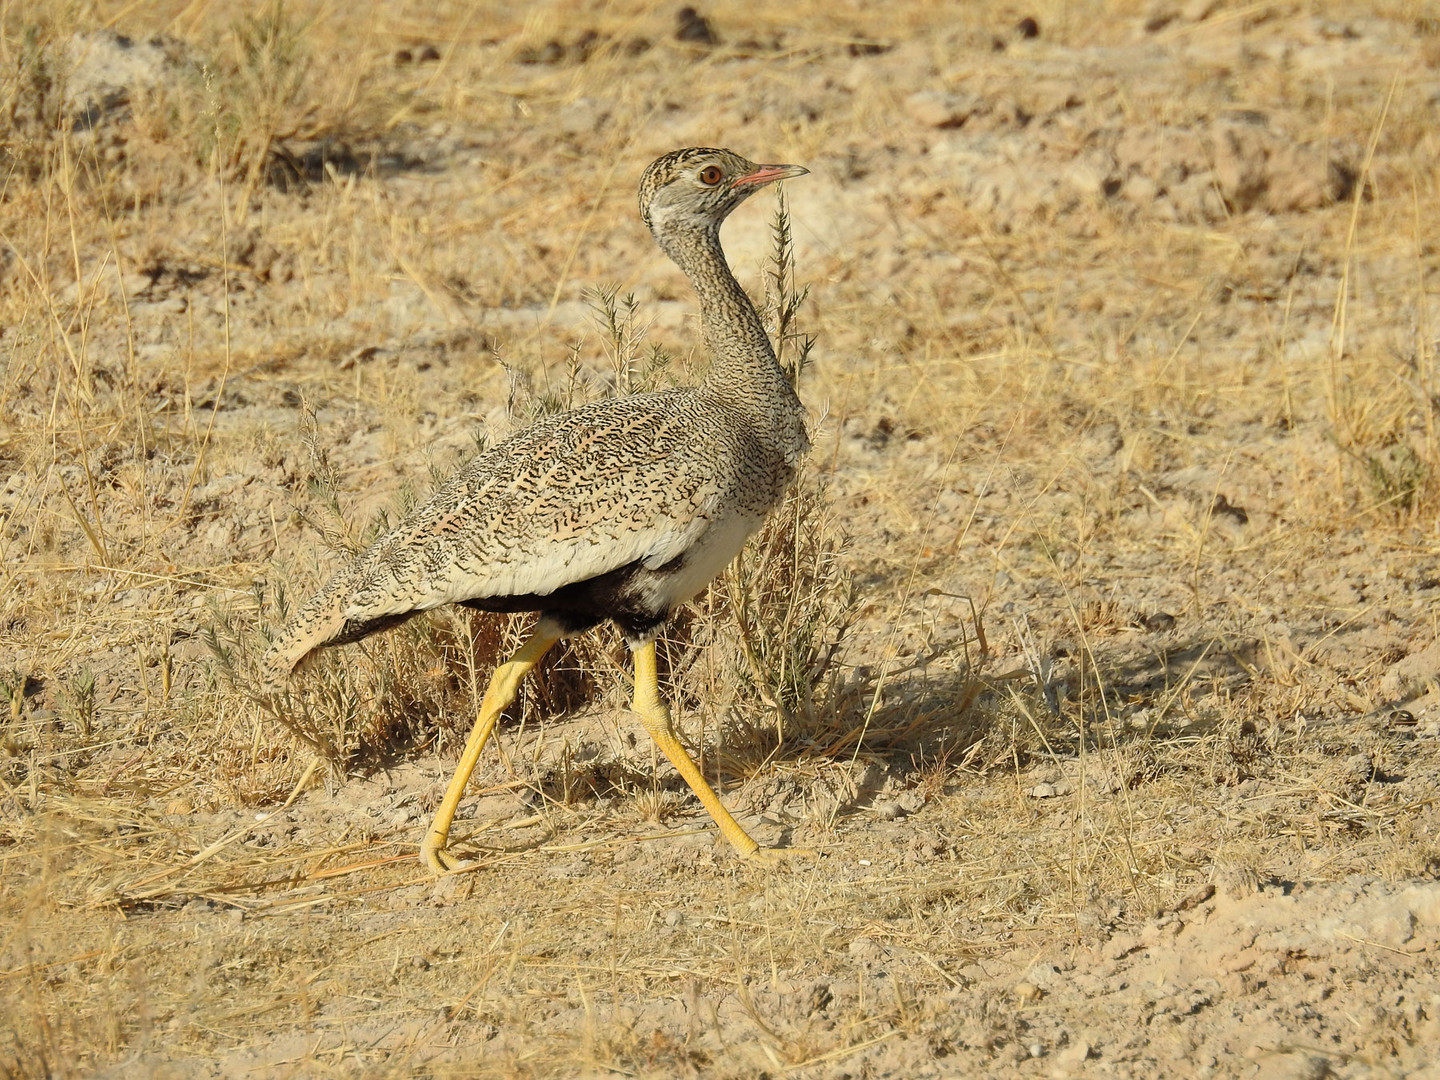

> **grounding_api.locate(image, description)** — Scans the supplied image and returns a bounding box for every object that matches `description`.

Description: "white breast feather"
[639,512,763,612]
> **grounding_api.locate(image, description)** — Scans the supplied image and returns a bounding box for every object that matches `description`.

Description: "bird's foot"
[741,845,817,867]
[420,833,476,875]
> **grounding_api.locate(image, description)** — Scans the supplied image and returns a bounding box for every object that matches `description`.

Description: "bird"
[262,147,812,874]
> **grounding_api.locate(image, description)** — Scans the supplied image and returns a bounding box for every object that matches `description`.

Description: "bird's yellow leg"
[630,638,765,859]
[421,626,560,874]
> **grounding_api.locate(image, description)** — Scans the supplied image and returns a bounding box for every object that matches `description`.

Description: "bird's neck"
[661,225,806,436]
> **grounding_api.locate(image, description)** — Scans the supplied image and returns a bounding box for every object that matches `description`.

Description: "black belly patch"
[459,553,685,640]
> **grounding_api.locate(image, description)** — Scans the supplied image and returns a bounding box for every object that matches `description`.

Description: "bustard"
[263,148,812,874]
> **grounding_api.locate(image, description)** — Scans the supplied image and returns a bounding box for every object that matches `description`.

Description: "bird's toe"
[421,839,477,875]
[741,845,817,867]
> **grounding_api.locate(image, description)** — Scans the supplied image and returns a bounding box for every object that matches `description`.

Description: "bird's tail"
[259,576,352,692]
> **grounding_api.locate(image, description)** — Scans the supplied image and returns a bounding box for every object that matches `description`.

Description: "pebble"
[872,799,905,820]
[848,936,883,964]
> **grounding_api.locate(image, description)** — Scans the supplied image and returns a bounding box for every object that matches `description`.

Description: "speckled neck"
[656,222,808,459]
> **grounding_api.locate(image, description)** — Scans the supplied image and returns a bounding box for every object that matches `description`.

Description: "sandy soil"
[4,1,1440,1076]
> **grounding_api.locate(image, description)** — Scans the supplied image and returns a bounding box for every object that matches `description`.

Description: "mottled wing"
[261,392,730,683]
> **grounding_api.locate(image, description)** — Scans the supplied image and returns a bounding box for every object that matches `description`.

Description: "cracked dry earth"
[4,2,1440,1077]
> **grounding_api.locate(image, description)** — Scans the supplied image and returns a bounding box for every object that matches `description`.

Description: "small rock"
[1142,611,1176,633]
[1013,981,1043,1004]
[895,790,926,814]
[1054,1040,1093,1067]
[848,936,883,964]
[388,807,417,829]
[1172,884,1217,912]
[120,270,155,298]
[676,6,719,46]
[1341,753,1374,786]
[1252,1051,1333,1080]
[1143,7,1178,33]
[429,872,468,905]
[1122,172,1161,206]
[1063,160,1111,197]
[905,90,985,129]
[1023,962,1064,988]
[1102,933,1141,961]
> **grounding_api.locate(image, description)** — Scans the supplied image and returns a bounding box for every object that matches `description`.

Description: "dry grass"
[3,0,1440,1075]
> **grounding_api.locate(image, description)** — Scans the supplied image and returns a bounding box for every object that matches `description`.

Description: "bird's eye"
[698,165,724,186]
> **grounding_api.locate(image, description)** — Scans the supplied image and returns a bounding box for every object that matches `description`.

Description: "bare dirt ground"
[4,1,1440,1076]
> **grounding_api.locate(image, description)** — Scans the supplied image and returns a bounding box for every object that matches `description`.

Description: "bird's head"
[638,147,808,237]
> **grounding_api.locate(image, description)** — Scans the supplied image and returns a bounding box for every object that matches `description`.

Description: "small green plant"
[722,482,857,739]
[0,21,67,182]
[1,669,27,720]
[1362,439,1427,514]
[197,0,308,183]
[206,576,478,768]
[295,403,362,556]
[765,185,817,386]
[588,285,644,395]
[60,665,97,737]
[586,284,676,396]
